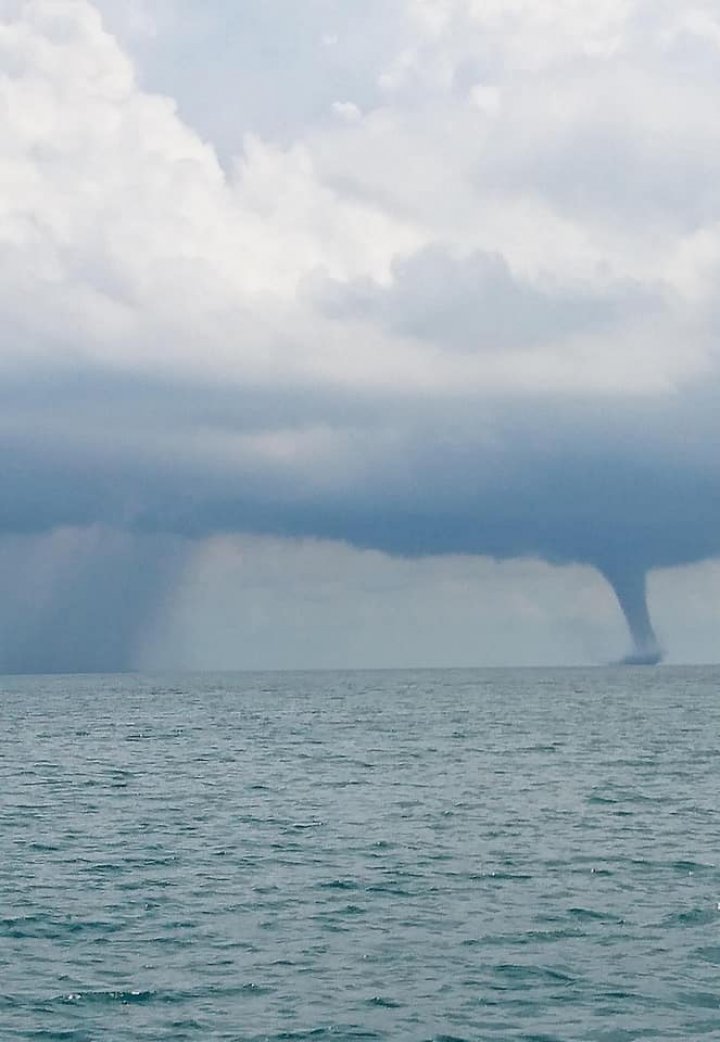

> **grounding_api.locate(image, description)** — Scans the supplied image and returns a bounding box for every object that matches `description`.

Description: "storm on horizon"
[1,0,719,672]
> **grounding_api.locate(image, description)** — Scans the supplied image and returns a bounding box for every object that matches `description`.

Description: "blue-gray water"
[2,667,720,1042]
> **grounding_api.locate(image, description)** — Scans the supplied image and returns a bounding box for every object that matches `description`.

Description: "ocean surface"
[1,667,720,1042]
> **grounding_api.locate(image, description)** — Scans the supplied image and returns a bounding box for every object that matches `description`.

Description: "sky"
[1,0,719,671]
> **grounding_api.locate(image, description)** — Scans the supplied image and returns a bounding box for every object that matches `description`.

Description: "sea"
[1,667,719,1042]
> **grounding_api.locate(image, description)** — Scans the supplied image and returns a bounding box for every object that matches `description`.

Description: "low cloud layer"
[1,0,720,668]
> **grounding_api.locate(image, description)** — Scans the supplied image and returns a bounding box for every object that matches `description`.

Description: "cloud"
[1,0,720,668]
[313,245,658,352]
[91,0,413,152]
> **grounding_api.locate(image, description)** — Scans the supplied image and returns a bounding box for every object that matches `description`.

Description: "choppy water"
[1,667,720,1041]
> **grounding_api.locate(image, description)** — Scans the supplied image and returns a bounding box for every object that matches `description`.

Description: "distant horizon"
[3,660,720,681]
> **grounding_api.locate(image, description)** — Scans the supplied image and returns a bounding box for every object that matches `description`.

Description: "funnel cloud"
[601,567,662,666]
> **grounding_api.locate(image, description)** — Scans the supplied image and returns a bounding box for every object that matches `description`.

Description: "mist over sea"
[2,667,719,1041]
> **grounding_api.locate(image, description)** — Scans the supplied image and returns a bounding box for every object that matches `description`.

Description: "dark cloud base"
[1,385,718,671]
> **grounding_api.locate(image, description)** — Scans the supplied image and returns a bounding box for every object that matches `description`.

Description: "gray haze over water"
[2,666,720,1041]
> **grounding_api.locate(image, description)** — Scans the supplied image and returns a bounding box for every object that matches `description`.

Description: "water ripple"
[1,666,720,1041]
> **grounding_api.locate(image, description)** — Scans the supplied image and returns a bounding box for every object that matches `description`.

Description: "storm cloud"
[1,0,719,669]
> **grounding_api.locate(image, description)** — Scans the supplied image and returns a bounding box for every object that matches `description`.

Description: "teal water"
[1,667,719,1041]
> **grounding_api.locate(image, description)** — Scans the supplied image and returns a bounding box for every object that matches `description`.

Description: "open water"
[1,667,720,1042]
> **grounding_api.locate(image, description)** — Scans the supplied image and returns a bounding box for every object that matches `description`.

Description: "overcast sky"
[1,0,719,671]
